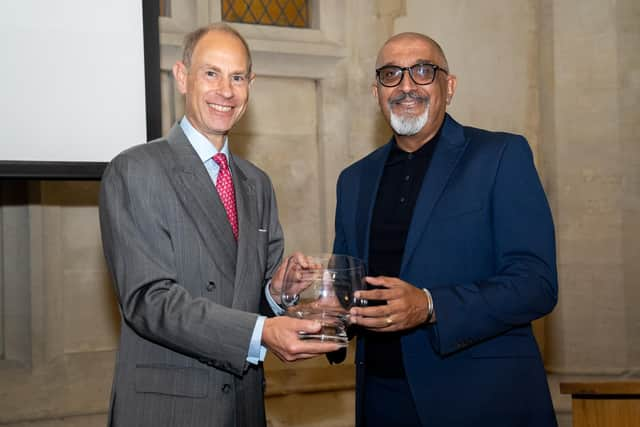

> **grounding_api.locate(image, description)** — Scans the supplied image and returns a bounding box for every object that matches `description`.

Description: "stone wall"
[0,1,638,426]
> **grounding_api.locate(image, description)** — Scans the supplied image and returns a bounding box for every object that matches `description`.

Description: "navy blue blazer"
[333,114,558,426]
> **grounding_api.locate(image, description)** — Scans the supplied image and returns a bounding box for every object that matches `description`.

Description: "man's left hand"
[349,276,431,332]
[270,252,319,305]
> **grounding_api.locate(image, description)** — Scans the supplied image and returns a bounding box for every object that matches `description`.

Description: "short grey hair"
[182,23,252,72]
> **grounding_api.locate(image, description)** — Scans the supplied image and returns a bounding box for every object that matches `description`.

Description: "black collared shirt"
[365,130,440,377]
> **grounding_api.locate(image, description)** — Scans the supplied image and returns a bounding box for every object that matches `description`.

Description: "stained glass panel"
[222,0,309,28]
[159,0,171,17]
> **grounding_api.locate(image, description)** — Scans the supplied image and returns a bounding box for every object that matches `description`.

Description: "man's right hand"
[261,316,341,362]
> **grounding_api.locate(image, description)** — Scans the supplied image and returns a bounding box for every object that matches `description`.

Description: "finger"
[299,269,319,281]
[297,254,309,269]
[350,305,390,318]
[364,276,397,287]
[282,338,343,359]
[366,276,410,290]
[296,342,343,354]
[350,314,395,330]
[292,319,323,333]
[288,353,319,360]
[274,351,324,362]
[354,288,398,301]
[288,252,316,270]
[298,253,323,270]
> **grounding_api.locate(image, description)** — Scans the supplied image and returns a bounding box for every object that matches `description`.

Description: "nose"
[216,77,233,98]
[398,69,417,92]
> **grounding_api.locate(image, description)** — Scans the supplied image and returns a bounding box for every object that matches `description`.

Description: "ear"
[371,82,379,102]
[445,74,457,105]
[248,72,256,87]
[172,61,188,95]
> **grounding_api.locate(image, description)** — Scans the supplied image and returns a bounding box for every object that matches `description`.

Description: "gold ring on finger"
[386,316,393,326]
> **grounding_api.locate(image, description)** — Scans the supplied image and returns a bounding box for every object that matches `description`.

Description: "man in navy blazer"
[332,32,558,426]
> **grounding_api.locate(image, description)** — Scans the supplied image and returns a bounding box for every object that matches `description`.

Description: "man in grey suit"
[99,23,340,427]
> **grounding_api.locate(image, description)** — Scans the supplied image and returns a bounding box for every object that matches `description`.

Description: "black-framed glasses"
[376,63,448,87]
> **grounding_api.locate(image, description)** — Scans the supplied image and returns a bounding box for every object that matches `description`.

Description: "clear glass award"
[281,254,367,347]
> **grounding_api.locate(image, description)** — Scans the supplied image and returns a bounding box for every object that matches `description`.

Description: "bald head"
[376,32,449,71]
[372,32,457,152]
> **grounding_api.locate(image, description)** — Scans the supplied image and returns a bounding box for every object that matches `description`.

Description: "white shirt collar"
[179,116,230,163]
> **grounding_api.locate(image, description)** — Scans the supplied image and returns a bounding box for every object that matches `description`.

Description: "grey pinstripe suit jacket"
[99,124,284,427]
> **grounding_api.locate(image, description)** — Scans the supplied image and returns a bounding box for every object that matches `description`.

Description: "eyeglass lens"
[378,64,436,86]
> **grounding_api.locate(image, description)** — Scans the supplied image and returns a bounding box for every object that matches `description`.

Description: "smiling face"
[373,33,456,151]
[173,29,254,149]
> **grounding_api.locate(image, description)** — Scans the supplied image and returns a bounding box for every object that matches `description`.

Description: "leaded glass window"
[222,0,310,28]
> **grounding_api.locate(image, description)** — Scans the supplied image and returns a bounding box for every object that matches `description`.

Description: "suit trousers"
[363,375,422,427]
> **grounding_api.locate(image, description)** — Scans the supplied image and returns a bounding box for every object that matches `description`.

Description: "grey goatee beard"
[388,92,430,136]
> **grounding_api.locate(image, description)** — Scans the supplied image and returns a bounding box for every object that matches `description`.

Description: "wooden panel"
[265,363,355,396]
[572,397,640,427]
[561,381,640,427]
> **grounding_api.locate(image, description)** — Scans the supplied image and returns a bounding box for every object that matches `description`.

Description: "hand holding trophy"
[280,254,367,347]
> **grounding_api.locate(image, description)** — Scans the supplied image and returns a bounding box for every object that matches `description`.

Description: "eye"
[205,70,218,78]
[381,67,400,79]
[413,64,432,77]
[231,74,246,83]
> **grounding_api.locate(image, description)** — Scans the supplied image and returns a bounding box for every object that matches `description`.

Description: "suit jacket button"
[206,281,216,291]
[222,383,231,393]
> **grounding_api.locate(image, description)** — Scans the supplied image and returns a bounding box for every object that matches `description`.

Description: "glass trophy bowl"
[280,254,367,347]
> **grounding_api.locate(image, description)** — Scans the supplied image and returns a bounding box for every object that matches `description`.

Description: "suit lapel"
[400,114,469,274]
[356,143,392,266]
[229,157,259,309]
[164,125,238,284]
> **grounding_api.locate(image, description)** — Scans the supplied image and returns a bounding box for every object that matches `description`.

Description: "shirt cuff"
[246,315,267,365]
[265,279,285,315]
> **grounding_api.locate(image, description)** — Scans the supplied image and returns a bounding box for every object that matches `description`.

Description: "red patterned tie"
[212,153,238,240]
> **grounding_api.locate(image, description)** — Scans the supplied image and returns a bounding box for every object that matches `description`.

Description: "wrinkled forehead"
[376,36,445,68]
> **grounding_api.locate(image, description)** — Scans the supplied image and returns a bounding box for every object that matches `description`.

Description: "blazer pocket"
[470,334,541,359]
[135,364,209,398]
[257,228,269,243]
[256,228,269,267]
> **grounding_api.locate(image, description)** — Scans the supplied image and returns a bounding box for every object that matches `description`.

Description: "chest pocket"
[256,227,269,271]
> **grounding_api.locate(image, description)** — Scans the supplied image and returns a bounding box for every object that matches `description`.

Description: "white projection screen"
[0,1,155,178]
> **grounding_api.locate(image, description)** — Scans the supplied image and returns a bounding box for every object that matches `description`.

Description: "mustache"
[388,91,429,105]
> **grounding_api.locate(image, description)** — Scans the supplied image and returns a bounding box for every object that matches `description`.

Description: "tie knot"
[213,153,229,170]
